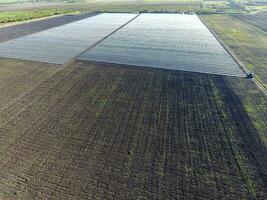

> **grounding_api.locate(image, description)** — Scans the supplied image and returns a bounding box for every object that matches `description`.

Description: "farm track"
[0,59,266,199]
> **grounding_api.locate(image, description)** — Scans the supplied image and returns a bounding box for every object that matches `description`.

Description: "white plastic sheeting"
[0,13,137,64]
[79,14,245,77]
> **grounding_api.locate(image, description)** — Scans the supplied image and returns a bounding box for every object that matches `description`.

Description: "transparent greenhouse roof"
[79,14,245,77]
[0,13,137,64]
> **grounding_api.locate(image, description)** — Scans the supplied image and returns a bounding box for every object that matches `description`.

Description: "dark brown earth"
[0,58,266,199]
[0,12,98,43]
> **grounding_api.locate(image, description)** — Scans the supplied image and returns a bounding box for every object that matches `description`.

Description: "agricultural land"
[1,0,267,26]
[200,14,267,89]
[199,12,267,147]
[0,58,266,199]
[0,1,266,200]
[233,11,267,32]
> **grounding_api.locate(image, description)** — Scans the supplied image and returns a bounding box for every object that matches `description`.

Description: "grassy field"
[202,0,243,13]
[1,0,267,26]
[0,0,203,12]
[0,0,29,3]
[200,14,267,89]
[0,9,75,24]
[225,76,267,146]
[233,11,267,32]
[0,0,200,4]
[0,0,203,25]
[0,58,266,199]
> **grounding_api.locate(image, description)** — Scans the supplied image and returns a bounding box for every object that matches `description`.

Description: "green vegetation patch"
[200,14,267,89]
[225,76,267,147]
[0,9,74,24]
[71,2,203,13]
[0,0,29,4]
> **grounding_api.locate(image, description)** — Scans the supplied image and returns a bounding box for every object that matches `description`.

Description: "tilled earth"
[0,59,266,199]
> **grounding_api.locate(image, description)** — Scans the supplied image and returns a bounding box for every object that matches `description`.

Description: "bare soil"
[0,58,266,199]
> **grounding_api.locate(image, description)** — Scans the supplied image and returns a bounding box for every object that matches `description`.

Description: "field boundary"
[198,15,267,96]
[78,59,246,78]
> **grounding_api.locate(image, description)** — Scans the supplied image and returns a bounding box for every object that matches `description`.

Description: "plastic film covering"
[79,14,245,77]
[0,13,137,64]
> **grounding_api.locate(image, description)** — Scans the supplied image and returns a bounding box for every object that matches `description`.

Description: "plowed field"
[0,59,266,199]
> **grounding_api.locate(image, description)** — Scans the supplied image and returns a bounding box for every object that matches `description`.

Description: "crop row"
[0,60,265,199]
